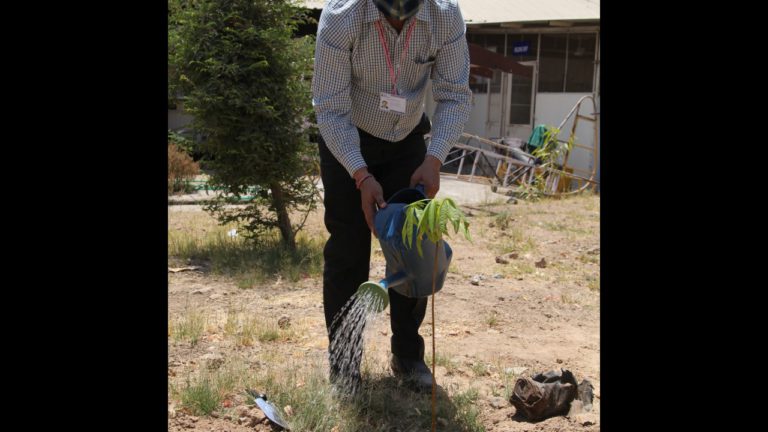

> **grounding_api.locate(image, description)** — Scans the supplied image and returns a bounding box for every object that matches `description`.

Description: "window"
[509,73,533,124]
[466,33,505,94]
[539,33,597,93]
[539,34,567,92]
[505,34,537,124]
[566,33,596,92]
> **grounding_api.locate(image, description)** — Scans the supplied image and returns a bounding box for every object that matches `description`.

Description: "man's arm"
[312,8,386,235]
[311,8,367,177]
[410,3,472,197]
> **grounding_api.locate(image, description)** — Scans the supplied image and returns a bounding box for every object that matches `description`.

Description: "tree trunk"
[270,182,296,250]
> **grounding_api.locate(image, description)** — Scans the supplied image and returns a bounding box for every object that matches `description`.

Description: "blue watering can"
[357,184,453,312]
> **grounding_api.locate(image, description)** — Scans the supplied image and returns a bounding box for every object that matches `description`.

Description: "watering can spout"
[357,271,408,313]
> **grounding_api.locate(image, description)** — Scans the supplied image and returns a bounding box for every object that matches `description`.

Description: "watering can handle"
[414,183,426,196]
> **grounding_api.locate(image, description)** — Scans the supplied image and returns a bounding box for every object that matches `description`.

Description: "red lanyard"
[374,19,416,95]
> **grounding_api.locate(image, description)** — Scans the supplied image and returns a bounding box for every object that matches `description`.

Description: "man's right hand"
[353,168,386,237]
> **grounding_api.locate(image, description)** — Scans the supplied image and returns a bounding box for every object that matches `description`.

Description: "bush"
[168,142,200,194]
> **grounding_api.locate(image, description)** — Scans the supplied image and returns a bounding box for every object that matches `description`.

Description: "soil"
[168,185,600,432]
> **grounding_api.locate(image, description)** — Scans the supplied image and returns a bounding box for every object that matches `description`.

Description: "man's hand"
[409,155,442,198]
[353,168,386,237]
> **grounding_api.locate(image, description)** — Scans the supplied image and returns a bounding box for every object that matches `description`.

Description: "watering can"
[357,184,453,312]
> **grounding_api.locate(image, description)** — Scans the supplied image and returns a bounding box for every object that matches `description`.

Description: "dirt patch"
[168,191,600,431]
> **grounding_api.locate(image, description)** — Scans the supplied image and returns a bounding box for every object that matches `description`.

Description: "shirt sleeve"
[311,9,367,177]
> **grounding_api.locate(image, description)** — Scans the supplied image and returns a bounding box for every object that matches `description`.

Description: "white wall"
[463,92,489,137]
[404,72,601,187]
[505,124,533,142]
[534,93,599,183]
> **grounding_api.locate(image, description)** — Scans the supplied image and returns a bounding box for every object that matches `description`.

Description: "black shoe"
[390,354,433,391]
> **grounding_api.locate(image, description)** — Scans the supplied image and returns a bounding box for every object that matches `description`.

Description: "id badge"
[379,92,407,114]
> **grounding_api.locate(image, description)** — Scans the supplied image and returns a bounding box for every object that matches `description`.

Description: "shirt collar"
[365,0,430,23]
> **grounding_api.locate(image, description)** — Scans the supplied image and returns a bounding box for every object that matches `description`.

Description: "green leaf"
[400,196,472,257]
[416,205,430,239]
[402,206,415,249]
[427,200,440,243]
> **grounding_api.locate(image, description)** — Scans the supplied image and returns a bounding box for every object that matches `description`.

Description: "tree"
[169,0,317,249]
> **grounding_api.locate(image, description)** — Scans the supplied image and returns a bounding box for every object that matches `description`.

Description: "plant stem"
[431,241,439,432]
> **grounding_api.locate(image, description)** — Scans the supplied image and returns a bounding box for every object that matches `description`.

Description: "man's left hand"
[410,155,442,198]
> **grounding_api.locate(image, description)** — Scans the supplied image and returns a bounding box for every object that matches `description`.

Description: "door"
[484,69,504,139]
[503,61,537,141]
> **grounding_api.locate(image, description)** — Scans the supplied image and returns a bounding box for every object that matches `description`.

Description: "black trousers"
[319,125,428,362]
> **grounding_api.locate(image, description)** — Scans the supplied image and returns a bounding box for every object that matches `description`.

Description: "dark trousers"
[319,127,428,363]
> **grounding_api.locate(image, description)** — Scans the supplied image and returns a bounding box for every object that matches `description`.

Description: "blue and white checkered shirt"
[312,0,472,176]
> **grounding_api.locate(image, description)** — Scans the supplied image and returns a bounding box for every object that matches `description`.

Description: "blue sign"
[512,41,530,56]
